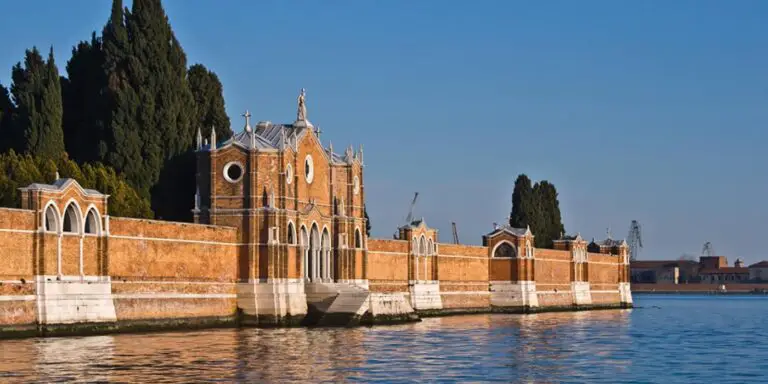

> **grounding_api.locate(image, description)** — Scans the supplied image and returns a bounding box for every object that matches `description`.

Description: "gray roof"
[554,233,583,242]
[594,238,628,248]
[19,178,105,197]
[202,121,353,165]
[486,224,532,238]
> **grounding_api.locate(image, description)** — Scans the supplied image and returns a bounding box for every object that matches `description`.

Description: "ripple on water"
[1,296,768,383]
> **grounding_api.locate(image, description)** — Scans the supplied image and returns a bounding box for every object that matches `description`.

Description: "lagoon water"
[1,295,767,383]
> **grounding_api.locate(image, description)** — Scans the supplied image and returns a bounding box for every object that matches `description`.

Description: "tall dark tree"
[364,206,372,237]
[188,64,231,140]
[537,181,565,248]
[0,84,14,153]
[101,0,196,198]
[62,32,108,163]
[9,47,66,159]
[509,174,565,249]
[509,174,536,229]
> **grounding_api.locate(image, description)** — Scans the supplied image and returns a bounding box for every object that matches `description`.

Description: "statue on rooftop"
[297,88,307,122]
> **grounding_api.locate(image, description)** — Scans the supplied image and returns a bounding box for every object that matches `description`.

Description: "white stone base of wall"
[366,292,416,319]
[490,280,539,308]
[619,282,633,305]
[337,279,370,290]
[571,281,592,306]
[409,281,443,310]
[236,279,307,320]
[35,275,117,325]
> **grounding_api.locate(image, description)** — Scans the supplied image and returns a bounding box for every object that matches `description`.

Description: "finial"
[196,127,202,150]
[329,141,333,154]
[250,127,256,149]
[242,110,252,133]
[358,144,364,163]
[210,126,217,150]
[55,170,60,180]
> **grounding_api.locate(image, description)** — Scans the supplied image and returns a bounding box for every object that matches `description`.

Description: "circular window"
[223,162,244,183]
[353,176,360,195]
[304,155,314,183]
[286,164,293,184]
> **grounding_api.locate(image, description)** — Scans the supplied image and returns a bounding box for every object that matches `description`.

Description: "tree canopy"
[9,47,66,159]
[0,0,231,222]
[0,150,152,218]
[509,174,565,249]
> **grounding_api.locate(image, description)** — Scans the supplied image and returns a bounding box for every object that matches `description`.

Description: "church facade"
[0,90,632,336]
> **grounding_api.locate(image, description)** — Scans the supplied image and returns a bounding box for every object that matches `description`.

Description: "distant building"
[631,256,764,284]
[630,260,699,284]
[749,261,768,281]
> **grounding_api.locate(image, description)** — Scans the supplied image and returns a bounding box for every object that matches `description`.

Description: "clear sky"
[1,1,767,263]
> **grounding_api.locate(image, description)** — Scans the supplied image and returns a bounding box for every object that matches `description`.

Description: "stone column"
[57,233,62,277]
[79,235,85,277]
[414,255,419,282]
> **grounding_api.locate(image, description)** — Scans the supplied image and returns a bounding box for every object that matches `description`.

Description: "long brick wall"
[106,217,239,322]
[0,198,629,335]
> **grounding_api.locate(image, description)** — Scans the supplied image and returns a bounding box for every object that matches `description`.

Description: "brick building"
[0,89,632,337]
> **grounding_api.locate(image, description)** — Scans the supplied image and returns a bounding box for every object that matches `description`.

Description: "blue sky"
[1,1,767,263]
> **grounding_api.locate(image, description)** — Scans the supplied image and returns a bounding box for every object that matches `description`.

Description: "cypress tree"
[509,174,535,229]
[0,84,14,153]
[10,47,66,159]
[62,33,108,163]
[188,64,232,141]
[101,0,196,199]
[364,206,372,237]
[537,181,565,248]
[509,174,565,248]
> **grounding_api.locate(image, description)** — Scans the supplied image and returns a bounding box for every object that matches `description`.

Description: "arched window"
[412,238,418,255]
[44,204,59,233]
[62,203,81,234]
[493,242,517,258]
[427,239,433,256]
[84,208,99,235]
[355,228,362,248]
[287,222,296,245]
[419,235,426,256]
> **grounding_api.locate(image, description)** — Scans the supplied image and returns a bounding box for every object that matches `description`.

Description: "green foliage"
[1,0,231,223]
[364,206,371,237]
[509,174,565,249]
[188,64,232,141]
[62,33,108,163]
[0,83,13,153]
[9,47,66,159]
[0,150,152,218]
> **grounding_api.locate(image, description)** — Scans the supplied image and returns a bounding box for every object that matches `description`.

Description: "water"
[2,295,767,383]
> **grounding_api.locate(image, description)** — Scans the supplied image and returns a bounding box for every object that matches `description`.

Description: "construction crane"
[452,222,459,244]
[627,220,643,261]
[702,242,715,257]
[404,192,419,224]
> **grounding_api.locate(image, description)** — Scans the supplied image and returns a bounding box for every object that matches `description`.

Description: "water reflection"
[2,299,765,383]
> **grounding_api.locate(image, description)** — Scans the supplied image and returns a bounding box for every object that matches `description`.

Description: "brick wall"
[367,239,409,293]
[107,217,240,321]
[0,208,37,326]
[534,249,572,292]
